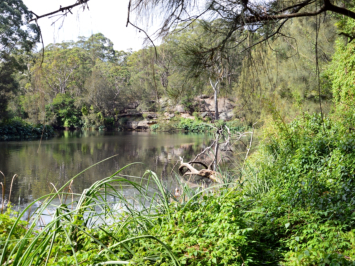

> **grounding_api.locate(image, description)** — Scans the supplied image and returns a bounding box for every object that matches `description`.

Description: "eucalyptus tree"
[33,42,89,97]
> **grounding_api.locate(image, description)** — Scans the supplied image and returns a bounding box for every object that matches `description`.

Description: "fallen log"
[178,158,223,184]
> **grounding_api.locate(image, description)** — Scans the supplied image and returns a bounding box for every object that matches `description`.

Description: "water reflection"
[0,131,212,205]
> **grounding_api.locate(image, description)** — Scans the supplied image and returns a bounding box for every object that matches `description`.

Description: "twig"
[191,140,216,162]
[128,22,157,59]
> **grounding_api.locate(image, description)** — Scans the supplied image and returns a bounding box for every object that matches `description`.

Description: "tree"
[161,20,243,119]
[28,1,355,56]
[34,43,87,97]
[327,10,355,126]
[234,16,337,124]
[0,0,39,59]
[129,0,355,52]
[0,0,39,120]
[23,1,355,55]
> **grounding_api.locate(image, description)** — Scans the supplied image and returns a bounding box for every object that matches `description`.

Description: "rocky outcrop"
[118,96,236,129]
[197,97,235,113]
[125,120,156,130]
[218,111,234,121]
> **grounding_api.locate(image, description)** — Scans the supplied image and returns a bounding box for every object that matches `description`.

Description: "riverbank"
[2,113,355,265]
[0,118,55,141]
[0,113,245,141]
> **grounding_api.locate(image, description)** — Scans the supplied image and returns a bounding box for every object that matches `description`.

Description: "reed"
[0,158,229,266]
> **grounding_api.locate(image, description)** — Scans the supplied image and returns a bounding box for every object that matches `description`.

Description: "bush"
[46,93,81,128]
[4,112,355,265]
[0,117,54,140]
[241,112,355,264]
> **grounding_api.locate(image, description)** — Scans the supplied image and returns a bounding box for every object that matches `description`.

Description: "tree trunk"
[214,88,218,121]
[209,78,219,121]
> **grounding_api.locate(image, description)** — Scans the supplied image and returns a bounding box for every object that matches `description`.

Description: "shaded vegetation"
[0,117,54,140]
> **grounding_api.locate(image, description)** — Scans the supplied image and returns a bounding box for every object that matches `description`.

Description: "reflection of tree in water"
[0,131,213,204]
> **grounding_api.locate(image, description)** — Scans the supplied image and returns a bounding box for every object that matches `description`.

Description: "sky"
[23,0,150,52]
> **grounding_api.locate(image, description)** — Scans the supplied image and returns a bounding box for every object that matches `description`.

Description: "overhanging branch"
[28,0,90,22]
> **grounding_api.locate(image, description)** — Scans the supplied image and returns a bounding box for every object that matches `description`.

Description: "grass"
[2,113,355,265]
[0,156,233,266]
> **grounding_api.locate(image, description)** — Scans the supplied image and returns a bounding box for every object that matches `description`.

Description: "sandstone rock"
[218,111,234,121]
[174,105,185,113]
[226,111,234,119]
[181,113,195,120]
[219,112,228,121]
[137,120,150,129]
[125,120,150,130]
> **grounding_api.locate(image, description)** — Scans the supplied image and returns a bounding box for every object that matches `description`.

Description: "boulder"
[219,112,227,121]
[125,120,150,130]
[218,111,234,121]
[137,120,150,129]
[226,111,234,120]
[174,105,185,113]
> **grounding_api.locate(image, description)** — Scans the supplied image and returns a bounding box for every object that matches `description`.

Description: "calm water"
[0,130,213,206]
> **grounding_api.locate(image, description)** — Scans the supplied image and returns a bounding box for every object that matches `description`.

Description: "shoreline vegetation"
[0,113,245,141]
[2,112,355,265]
[0,118,55,141]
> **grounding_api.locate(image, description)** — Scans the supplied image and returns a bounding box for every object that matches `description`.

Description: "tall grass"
[0,158,230,266]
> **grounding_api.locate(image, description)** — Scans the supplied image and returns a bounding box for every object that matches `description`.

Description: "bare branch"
[28,0,90,22]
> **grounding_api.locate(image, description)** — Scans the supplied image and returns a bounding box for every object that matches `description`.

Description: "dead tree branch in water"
[178,124,256,184]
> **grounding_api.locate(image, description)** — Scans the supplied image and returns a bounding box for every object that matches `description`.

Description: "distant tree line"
[1,0,355,128]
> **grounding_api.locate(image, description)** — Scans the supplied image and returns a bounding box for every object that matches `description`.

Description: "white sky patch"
[23,0,272,52]
[23,0,150,52]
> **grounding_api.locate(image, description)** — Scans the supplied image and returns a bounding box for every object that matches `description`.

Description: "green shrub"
[0,117,54,140]
[0,207,28,263]
[46,93,81,128]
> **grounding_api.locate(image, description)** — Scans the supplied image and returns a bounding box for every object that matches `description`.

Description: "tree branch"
[28,0,90,22]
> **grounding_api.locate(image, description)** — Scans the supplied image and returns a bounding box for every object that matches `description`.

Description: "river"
[0,130,213,207]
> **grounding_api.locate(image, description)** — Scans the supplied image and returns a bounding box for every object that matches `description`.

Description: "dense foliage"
[0,117,54,140]
[2,112,355,265]
[0,14,340,129]
[0,0,38,120]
